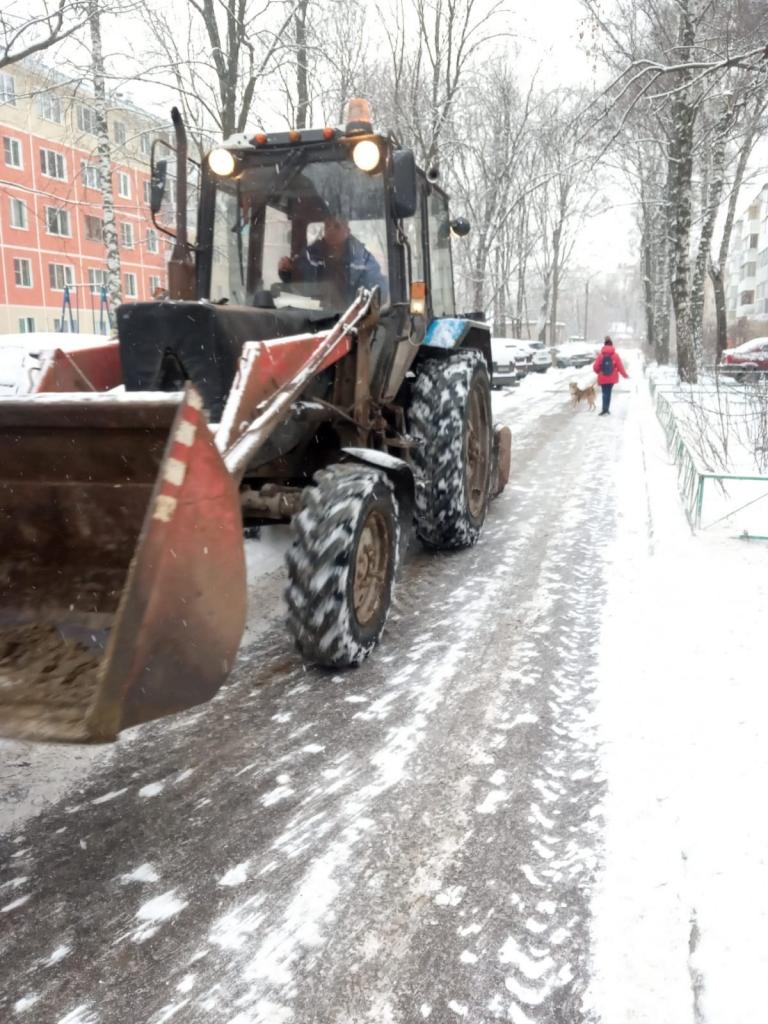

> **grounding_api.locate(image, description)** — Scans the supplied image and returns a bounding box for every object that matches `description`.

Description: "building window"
[84,214,103,242]
[49,263,75,290]
[0,73,16,106]
[40,148,66,180]
[117,171,131,198]
[113,121,127,146]
[77,105,99,134]
[124,272,137,297]
[143,179,152,204]
[18,317,35,333]
[4,136,22,168]
[120,222,134,248]
[54,318,80,333]
[743,262,757,278]
[45,207,71,236]
[740,290,755,305]
[81,160,101,190]
[750,234,759,249]
[14,258,32,287]
[37,92,64,124]
[9,197,27,229]
[88,268,108,294]
[146,228,158,253]
[148,274,162,295]
[139,132,151,156]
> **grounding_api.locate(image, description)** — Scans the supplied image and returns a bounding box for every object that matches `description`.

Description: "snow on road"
[2,361,766,1024]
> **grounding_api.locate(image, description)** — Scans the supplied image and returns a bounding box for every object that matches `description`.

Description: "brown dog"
[569,381,597,411]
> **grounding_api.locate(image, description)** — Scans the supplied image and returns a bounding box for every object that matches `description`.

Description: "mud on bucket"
[0,387,246,743]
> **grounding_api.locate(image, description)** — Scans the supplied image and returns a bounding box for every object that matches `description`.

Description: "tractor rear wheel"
[285,465,398,667]
[408,349,492,549]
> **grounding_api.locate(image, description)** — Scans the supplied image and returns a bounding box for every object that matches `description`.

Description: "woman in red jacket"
[593,337,629,415]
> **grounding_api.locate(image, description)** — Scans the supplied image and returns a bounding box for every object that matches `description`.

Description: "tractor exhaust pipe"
[167,107,196,300]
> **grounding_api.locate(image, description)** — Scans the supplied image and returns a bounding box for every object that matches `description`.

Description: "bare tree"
[582,0,768,379]
[532,92,603,344]
[0,0,89,69]
[141,0,299,137]
[371,0,507,168]
[293,0,309,128]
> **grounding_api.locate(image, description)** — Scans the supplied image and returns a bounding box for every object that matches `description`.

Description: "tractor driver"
[278,216,387,306]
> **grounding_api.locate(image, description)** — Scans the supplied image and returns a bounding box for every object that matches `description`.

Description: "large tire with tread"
[408,349,493,549]
[285,465,398,667]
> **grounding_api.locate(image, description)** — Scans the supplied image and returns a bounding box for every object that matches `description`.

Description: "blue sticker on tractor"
[423,318,471,349]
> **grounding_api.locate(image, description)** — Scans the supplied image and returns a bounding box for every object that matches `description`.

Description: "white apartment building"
[725,183,768,324]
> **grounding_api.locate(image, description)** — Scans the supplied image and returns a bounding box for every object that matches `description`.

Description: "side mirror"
[451,217,471,238]
[150,158,168,215]
[392,148,417,218]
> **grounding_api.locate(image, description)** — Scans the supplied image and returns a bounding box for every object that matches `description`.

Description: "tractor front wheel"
[408,349,493,549]
[285,465,398,667]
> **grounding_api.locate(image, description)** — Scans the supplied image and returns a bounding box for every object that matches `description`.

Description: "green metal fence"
[650,380,768,537]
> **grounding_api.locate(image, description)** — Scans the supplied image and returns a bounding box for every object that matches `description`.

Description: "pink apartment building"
[0,61,168,334]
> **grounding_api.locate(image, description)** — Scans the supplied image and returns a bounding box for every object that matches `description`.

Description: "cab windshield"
[209,152,390,312]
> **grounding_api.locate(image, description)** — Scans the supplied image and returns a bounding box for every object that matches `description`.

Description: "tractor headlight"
[208,148,236,177]
[352,139,381,173]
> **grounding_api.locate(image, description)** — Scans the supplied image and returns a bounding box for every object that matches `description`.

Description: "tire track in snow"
[0,378,617,1024]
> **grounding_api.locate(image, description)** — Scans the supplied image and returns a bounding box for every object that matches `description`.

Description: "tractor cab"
[117,101,476,418]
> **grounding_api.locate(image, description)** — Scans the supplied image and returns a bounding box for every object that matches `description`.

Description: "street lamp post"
[584,279,590,344]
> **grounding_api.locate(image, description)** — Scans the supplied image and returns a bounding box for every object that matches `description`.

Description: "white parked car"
[490,338,518,388]
[0,331,117,395]
[505,340,551,375]
[552,341,595,369]
[497,340,533,379]
[528,347,551,373]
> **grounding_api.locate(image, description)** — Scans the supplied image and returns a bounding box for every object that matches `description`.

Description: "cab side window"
[426,188,456,317]
[403,176,426,288]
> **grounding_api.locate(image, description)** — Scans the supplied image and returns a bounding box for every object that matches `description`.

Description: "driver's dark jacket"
[282,236,387,305]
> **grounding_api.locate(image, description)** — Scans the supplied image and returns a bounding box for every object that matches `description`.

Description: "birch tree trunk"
[88,0,121,320]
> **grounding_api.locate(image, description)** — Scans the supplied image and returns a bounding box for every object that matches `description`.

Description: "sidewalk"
[586,375,768,1023]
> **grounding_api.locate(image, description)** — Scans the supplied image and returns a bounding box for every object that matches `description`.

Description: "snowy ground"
[649,367,768,536]
[1,361,766,1023]
[587,369,768,1024]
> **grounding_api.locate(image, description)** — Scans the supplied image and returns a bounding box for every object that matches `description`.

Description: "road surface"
[1,370,623,1024]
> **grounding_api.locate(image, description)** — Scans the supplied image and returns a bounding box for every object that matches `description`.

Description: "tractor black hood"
[117,301,336,420]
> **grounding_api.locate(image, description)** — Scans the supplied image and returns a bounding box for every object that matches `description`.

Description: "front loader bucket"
[0,388,246,743]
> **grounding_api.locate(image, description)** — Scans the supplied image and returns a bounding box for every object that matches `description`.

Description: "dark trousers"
[601,383,614,413]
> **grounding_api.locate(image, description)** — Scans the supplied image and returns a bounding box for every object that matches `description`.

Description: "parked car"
[552,341,595,369]
[719,337,768,377]
[490,338,518,388]
[0,332,116,395]
[493,337,531,379]
[529,348,551,373]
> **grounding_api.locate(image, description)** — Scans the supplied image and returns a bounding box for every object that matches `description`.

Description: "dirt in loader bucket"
[0,389,247,744]
[0,625,102,742]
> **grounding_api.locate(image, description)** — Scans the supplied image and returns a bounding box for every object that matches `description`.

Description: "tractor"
[0,100,511,743]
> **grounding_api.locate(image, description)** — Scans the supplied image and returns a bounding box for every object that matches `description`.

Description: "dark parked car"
[719,337,768,377]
